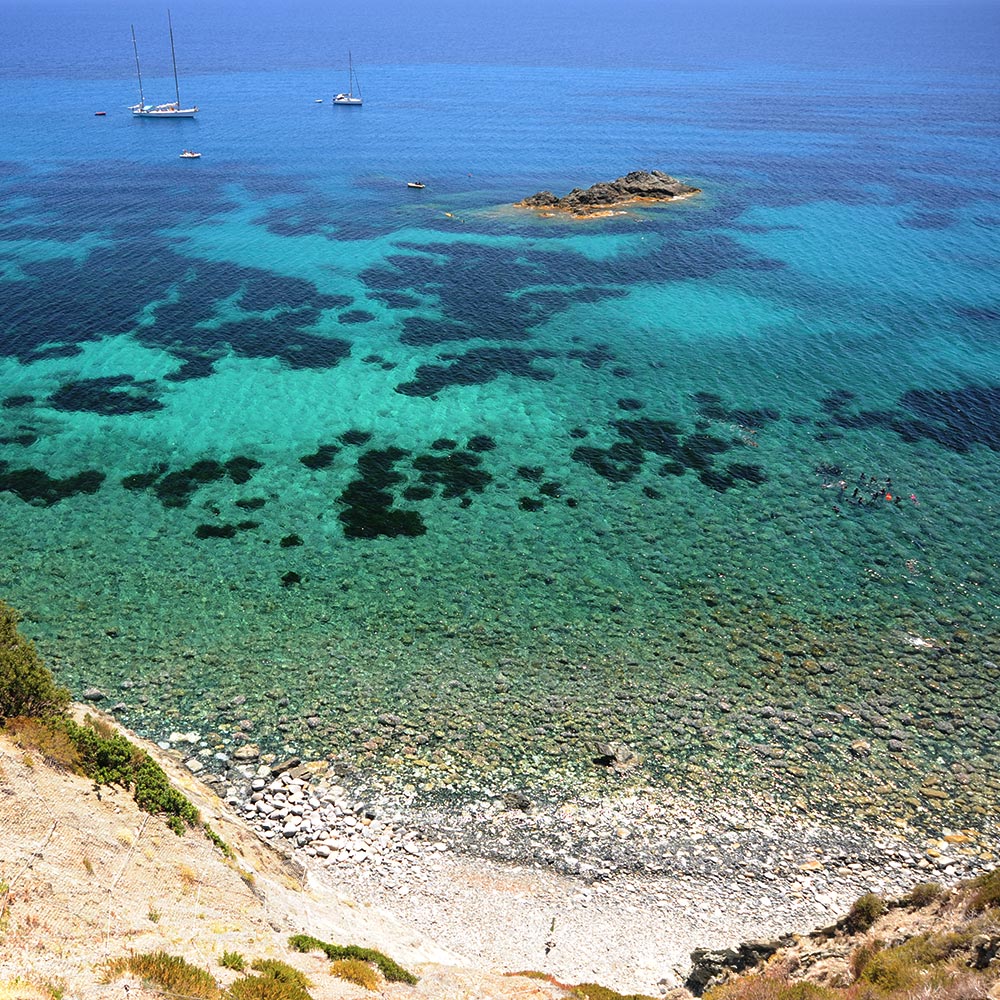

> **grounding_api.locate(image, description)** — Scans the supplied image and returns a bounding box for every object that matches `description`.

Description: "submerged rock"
[516,170,700,215]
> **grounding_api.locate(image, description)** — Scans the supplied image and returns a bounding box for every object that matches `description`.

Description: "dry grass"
[0,978,57,1000]
[101,951,220,1000]
[178,862,200,890]
[3,718,80,773]
[328,960,379,992]
[969,868,1000,913]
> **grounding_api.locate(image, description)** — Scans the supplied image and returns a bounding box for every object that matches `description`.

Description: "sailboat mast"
[167,9,181,108]
[131,25,145,107]
[349,50,360,98]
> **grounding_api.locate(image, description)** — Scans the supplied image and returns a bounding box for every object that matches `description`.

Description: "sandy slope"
[0,720,567,1000]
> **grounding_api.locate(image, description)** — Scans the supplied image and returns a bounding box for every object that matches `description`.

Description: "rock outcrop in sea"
[516,169,700,215]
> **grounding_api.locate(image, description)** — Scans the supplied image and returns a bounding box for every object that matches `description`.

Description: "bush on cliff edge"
[0,599,226,845]
[0,601,69,720]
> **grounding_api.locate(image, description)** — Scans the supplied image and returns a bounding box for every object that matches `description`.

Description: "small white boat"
[130,13,199,119]
[179,150,201,158]
[406,181,426,189]
[333,51,362,105]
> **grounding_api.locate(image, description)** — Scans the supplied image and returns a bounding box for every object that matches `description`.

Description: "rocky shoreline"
[516,169,700,216]
[193,754,995,993]
[51,703,1000,996]
[230,763,992,890]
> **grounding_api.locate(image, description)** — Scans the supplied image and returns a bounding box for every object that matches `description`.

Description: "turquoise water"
[2,0,999,829]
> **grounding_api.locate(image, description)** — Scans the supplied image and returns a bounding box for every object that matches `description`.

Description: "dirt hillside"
[0,717,565,1000]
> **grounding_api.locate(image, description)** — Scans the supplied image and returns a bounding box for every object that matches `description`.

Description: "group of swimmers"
[822,471,918,514]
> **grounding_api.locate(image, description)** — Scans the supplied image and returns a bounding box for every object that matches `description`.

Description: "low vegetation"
[288,933,418,985]
[102,953,317,1000]
[570,984,658,1000]
[328,958,379,991]
[901,881,943,909]
[0,600,229,851]
[504,970,658,998]
[702,875,1000,1000]
[842,892,886,934]
[220,952,247,972]
[705,982,838,1000]
[0,977,63,1000]
[0,602,69,720]
[969,867,1000,913]
[101,952,220,1000]
[227,961,313,1000]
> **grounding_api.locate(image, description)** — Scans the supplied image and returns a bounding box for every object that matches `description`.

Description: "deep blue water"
[1,0,999,825]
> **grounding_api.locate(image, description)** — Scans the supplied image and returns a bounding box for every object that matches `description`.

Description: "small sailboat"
[333,51,363,106]
[130,11,199,119]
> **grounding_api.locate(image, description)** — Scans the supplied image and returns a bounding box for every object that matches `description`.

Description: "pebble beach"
[142,737,998,994]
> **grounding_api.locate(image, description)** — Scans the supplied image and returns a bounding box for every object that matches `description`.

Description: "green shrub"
[0,602,69,721]
[65,716,141,786]
[328,959,379,991]
[288,934,417,985]
[101,951,219,1000]
[59,717,199,835]
[225,975,297,1000]
[903,881,943,909]
[225,962,311,1000]
[220,952,246,972]
[133,754,199,834]
[859,930,976,993]
[968,867,1000,913]
[204,825,234,858]
[843,892,886,933]
[571,984,658,1000]
[0,604,226,852]
[249,961,310,1000]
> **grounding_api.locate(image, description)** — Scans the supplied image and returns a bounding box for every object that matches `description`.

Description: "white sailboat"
[333,51,363,106]
[131,11,199,119]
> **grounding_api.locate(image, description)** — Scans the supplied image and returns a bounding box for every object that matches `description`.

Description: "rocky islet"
[516,169,701,215]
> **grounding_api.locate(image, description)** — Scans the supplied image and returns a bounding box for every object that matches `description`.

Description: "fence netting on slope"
[0,742,279,983]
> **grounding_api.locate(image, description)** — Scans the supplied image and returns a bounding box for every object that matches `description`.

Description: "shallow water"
[2,0,999,833]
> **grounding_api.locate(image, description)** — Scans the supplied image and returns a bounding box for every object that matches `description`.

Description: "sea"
[2,0,999,834]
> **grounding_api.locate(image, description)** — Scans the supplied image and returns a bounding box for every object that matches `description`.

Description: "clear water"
[2,0,999,829]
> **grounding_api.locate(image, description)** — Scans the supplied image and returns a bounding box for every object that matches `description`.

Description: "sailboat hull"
[333,95,362,106]
[132,105,199,118]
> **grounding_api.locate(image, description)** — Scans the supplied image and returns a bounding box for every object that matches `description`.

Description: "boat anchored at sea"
[333,51,362,106]
[130,11,199,119]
